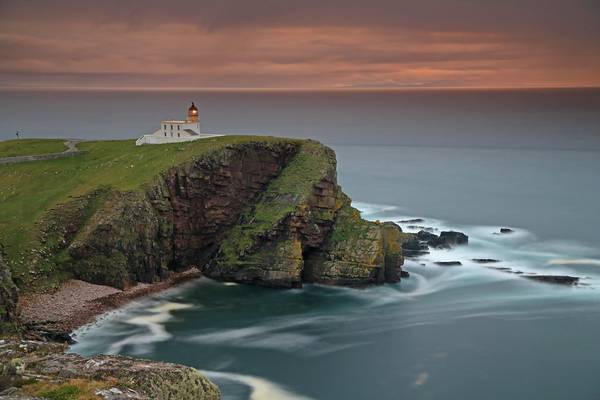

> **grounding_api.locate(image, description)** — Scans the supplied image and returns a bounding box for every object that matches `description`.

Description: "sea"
[1,88,600,399]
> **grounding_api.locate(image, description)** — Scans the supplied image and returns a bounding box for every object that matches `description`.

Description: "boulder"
[438,231,469,246]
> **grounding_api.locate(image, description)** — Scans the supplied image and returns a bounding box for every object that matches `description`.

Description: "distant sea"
[2,88,600,399]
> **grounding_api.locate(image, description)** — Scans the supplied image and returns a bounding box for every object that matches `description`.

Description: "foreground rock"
[0,340,220,400]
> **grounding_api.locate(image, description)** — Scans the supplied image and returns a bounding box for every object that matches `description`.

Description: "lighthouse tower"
[187,102,199,123]
[136,102,221,145]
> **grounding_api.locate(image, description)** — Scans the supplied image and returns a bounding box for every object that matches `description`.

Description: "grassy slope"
[0,139,67,157]
[0,136,299,289]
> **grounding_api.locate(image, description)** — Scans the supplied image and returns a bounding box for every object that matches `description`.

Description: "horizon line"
[1,85,600,92]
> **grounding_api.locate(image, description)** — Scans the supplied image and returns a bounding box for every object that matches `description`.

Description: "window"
[178,125,180,130]
[170,125,173,130]
[164,124,166,130]
[164,132,166,137]
[178,132,180,137]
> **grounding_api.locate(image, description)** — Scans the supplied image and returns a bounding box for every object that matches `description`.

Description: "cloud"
[0,0,599,88]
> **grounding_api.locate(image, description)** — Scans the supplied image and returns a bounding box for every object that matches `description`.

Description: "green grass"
[0,139,67,157]
[0,136,300,290]
[38,385,84,400]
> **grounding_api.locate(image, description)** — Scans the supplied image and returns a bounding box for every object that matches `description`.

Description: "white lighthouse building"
[136,103,222,145]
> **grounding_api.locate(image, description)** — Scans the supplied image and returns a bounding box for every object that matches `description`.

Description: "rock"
[406,225,435,231]
[302,201,404,286]
[401,237,429,257]
[0,340,220,400]
[434,261,462,266]
[412,230,468,249]
[398,218,424,223]
[416,230,438,242]
[400,270,410,278]
[203,142,404,287]
[500,228,514,234]
[471,258,500,264]
[523,275,579,285]
[438,231,468,246]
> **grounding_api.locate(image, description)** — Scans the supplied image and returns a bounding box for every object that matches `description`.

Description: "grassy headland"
[0,136,299,291]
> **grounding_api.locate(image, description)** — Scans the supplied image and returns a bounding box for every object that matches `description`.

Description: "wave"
[105,301,192,355]
[203,370,315,400]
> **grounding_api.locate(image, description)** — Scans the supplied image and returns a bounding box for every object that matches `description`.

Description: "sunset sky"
[1,0,599,89]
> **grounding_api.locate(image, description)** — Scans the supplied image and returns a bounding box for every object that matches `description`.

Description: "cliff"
[0,137,404,294]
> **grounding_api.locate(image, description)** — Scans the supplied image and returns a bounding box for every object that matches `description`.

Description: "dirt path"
[0,139,85,165]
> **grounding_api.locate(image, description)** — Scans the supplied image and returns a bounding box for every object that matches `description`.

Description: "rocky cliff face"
[36,139,404,289]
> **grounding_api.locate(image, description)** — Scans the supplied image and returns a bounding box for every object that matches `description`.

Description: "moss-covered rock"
[0,340,220,400]
[205,141,404,287]
[303,199,403,286]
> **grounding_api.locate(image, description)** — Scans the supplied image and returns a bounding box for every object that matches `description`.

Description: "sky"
[1,0,599,89]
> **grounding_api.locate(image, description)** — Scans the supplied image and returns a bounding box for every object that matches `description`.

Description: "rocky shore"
[19,269,201,340]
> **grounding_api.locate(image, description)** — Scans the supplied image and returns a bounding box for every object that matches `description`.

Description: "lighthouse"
[187,102,199,123]
[136,102,222,145]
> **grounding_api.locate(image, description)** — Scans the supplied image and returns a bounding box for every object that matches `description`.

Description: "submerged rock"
[500,228,514,234]
[471,258,500,264]
[398,218,424,223]
[434,261,463,266]
[523,275,579,285]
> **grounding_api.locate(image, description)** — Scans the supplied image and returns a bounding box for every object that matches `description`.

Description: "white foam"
[187,316,325,352]
[203,370,315,400]
[548,258,600,266]
[106,301,192,355]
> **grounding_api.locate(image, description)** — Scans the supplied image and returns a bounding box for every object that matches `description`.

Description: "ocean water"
[2,88,600,399]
